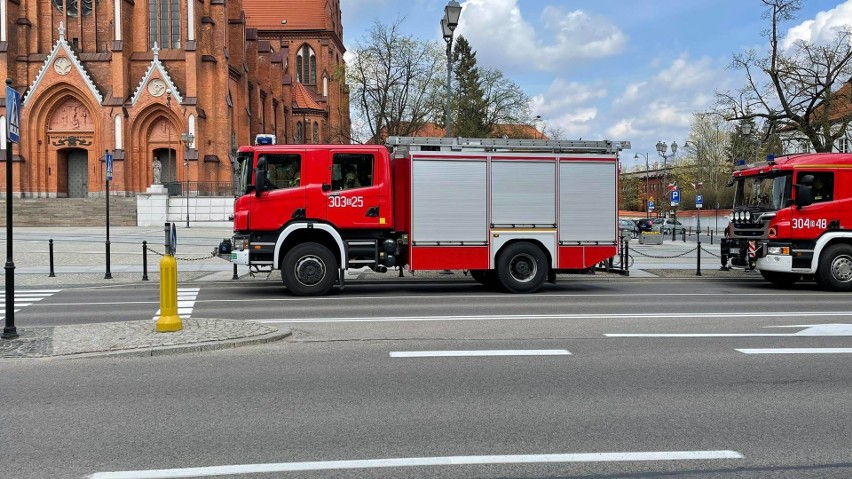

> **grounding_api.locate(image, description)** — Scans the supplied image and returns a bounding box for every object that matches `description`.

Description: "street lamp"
[180,132,195,228]
[634,152,650,217]
[441,0,462,138]
[685,140,702,276]
[656,140,678,240]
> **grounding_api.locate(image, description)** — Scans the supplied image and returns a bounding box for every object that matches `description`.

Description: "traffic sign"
[105,151,113,181]
[6,84,21,144]
[671,189,680,206]
[648,200,655,211]
[696,194,703,209]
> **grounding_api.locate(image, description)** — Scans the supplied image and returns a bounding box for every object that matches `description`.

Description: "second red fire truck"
[724,152,852,291]
[229,136,629,295]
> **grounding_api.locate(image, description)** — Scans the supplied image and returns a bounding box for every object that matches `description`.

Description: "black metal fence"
[162,181,238,197]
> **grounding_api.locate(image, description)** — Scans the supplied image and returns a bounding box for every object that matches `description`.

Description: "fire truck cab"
[230,137,629,296]
[725,153,852,290]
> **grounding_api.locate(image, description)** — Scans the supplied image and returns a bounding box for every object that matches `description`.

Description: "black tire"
[816,243,852,292]
[281,242,337,296]
[495,242,549,293]
[759,270,801,287]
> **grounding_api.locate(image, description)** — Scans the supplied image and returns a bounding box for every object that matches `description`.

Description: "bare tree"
[346,20,445,144]
[717,0,852,152]
[479,67,531,134]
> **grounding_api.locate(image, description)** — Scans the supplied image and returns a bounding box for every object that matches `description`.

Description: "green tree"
[451,36,489,137]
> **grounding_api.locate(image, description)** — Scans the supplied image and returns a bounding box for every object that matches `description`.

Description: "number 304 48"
[792,218,826,229]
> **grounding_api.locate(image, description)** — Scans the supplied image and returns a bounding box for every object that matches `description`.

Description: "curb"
[2,325,292,361]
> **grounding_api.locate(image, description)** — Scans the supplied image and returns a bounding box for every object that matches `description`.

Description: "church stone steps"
[0,197,137,226]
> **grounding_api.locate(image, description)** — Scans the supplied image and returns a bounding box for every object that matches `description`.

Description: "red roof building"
[0,0,350,198]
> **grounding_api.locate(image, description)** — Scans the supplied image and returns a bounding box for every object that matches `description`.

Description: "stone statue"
[152,157,162,184]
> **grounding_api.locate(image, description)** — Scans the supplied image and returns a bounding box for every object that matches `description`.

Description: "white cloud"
[455,0,626,72]
[530,80,607,117]
[783,0,852,49]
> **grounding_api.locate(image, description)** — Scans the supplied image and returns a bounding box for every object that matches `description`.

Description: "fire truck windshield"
[734,173,792,210]
[237,152,253,195]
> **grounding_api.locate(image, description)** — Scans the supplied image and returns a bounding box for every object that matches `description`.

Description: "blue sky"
[340,0,852,167]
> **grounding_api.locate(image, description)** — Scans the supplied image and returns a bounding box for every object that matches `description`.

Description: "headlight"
[768,246,790,255]
[744,211,751,221]
[729,212,734,221]
[734,211,741,221]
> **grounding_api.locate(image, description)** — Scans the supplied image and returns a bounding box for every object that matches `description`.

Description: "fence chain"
[145,245,217,261]
[630,246,698,259]
[701,245,722,258]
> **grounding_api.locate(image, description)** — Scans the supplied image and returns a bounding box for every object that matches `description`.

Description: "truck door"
[250,152,306,231]
[325,151,385,229]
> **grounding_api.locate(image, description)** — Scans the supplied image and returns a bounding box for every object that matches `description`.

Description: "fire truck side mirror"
[794,183,814,208]
[255,158,268,196]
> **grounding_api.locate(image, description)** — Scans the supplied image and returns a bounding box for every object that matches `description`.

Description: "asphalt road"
[2,278,852,478]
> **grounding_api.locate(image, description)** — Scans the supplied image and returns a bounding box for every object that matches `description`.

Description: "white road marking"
[0,290,60,319]
[607,323,852,338]
[737,348,852,354]
[260,312,852,324]
[153,288,200,320]
[391,349,571,358]
[89,450,744,478]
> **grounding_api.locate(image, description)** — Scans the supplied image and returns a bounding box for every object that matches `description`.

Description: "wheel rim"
[509,253,537,283]
[294,255,327,287]
[830,254,852,283]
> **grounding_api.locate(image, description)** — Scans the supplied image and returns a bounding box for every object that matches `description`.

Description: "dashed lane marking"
[390,349,572,358]
[737,348,852,354]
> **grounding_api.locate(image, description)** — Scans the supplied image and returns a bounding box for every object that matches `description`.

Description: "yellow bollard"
[155,252,182,332]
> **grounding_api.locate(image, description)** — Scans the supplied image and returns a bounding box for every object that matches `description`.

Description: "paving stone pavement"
[1,319,290,360]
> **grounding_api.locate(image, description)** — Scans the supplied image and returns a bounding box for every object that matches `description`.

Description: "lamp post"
[180,132,195,228]
[656,140,678,240]
[634,152,650,217]
[440,0,462,138]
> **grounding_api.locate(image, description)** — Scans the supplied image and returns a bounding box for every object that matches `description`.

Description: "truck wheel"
[817,243,852,292]
[759,270,801,287]
[496,243,548,293]
[281,242,337,296]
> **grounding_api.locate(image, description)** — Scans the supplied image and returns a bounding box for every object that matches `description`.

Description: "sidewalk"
[0,226,752,360]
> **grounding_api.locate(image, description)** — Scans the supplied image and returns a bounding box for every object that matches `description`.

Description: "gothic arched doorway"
[57,148,89,198]
[154,147,178,192]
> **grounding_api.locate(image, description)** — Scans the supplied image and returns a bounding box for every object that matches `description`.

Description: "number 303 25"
[328,196,364,208]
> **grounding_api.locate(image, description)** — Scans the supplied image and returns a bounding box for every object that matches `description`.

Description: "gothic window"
[296,45,316,85]
[313,122,319,144]
[149,0,181,49]
[296,122,303,143]
[53,0,95,17]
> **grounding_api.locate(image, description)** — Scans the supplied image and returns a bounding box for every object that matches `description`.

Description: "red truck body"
[725,152,852,290]
[230,137,629,295]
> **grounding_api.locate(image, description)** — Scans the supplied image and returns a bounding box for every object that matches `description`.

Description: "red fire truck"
[724,153,852,291]
[229,136,629,295]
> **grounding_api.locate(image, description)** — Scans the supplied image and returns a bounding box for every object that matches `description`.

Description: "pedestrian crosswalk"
[0,289,61,318]
[153,287,200,320]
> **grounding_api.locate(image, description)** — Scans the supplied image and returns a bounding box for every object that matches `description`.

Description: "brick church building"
[0,0,350,198]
